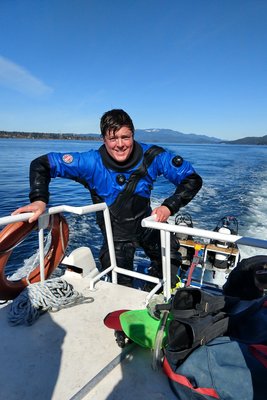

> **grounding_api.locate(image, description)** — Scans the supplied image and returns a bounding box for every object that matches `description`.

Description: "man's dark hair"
[100,109,135,137]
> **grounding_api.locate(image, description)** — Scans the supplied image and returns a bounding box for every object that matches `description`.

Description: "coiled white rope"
[8,277,94,326]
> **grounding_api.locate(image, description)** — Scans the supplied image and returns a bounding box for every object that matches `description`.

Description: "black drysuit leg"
[99,241,136,286]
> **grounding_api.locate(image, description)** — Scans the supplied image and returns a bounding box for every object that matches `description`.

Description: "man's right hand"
[12,200,47,223]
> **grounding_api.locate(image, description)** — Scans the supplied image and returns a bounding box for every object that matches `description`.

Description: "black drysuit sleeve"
[29,155,51,204]
[162,172,203,215]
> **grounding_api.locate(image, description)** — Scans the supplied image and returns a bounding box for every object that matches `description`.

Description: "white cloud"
[0,55,53,96]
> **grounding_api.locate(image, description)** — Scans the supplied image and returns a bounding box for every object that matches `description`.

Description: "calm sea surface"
[1,138,267,274]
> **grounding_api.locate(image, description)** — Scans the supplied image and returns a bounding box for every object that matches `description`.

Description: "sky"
[0,0,267,140]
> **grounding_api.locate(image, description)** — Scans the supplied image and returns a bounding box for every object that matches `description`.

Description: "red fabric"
[250,344,267,368]
[163,357,220,399]
[186,247,201,287]
[103,309,129,330]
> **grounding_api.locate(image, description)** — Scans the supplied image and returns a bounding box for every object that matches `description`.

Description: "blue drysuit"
[29,141,202,286]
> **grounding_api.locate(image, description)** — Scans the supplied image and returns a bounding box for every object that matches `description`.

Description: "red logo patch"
[62,154,73,164]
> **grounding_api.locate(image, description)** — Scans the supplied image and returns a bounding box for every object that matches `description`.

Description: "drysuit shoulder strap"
[110,145,165,217]
[124,145,165,195]
[143,145,166,168]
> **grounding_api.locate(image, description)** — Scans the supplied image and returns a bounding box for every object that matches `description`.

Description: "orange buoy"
[0,213,69,300]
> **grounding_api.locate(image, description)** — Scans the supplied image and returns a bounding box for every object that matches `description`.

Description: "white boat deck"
[0,274,176,400]
[2,204,267,400]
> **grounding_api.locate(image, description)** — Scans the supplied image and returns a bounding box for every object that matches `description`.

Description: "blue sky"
[0,0,266,140]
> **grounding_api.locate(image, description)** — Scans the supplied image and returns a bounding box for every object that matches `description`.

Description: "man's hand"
[151,205,171,223]
[12,200,46,223]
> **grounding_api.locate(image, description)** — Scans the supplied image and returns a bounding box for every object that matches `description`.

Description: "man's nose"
[116,137,124,146]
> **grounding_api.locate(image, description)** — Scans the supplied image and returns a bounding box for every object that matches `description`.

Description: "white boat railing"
[0,203,116,282]
[0,204,163,300]
[2,205,267,301]
[141,216,267,298]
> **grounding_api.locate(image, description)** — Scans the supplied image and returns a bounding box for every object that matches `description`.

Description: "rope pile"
[8,277,94,326]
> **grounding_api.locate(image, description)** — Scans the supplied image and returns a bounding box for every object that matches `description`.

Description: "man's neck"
[99,141,143,171]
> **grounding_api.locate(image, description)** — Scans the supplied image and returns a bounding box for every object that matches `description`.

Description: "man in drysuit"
[13,109,202,287]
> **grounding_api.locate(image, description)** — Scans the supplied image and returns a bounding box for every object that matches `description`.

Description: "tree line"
[0,131,101,141]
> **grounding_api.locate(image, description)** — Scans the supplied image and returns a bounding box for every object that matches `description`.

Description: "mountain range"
[88,129,267,144]
[134,129,221,144]
[222,135,267,145]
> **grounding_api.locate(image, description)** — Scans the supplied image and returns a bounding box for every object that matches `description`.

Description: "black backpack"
[155,288,231,370]
[157,287,267,400]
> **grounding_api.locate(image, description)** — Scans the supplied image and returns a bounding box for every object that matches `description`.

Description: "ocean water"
[1,138,267,275]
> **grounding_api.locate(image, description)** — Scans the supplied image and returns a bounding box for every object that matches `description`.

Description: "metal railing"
[2,205,267,301]
[141,216,267,299]
[0,204,163,300]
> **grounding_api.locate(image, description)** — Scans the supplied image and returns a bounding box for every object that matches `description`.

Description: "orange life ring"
[0,213,69,300]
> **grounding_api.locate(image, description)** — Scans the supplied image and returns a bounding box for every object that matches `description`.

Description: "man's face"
[104,126,134,162]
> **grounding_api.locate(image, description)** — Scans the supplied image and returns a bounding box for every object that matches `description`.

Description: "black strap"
[110,145,165,217]
[165,312,229,367]
[155,288,231,319]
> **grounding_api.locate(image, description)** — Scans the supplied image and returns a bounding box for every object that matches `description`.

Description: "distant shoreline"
[1,130,267,145]
[0,131,101,141]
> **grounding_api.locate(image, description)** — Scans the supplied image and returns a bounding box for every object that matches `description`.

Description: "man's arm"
[161,172,203,216]
[12,155,51,222]
[29,155,51,203]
